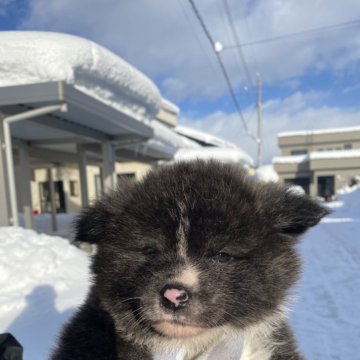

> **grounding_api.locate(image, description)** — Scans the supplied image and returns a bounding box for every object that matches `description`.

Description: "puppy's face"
[76,161,328,342]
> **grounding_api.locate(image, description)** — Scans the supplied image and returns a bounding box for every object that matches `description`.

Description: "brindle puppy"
[52,161,328,360]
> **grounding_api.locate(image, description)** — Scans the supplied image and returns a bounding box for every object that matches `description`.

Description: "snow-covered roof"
[174,147,254,167]
[278,126,360,138]
[175,125,238,149]
[0,31,162,122]
[272,154,308,164]
[161,98,180,115]
[273,149,360,164]
[149,120,201,150]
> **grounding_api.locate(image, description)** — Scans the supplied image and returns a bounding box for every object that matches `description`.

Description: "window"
[317,176,335,199]
[344,144,352,150]
[290,149,307,155]
[117,173,136,181]
[69,180,79,197]
[39,181,66,213]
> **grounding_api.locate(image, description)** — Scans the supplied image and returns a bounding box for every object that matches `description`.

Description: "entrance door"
[39,181,66,213]
[317,176,335,199]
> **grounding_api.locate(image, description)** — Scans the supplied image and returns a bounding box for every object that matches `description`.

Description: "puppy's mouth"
[152,320,206,338]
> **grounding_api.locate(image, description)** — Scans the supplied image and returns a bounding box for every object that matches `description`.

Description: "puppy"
[52,160,328,360]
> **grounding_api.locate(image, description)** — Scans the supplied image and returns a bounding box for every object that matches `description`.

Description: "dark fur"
[52,161,328,359]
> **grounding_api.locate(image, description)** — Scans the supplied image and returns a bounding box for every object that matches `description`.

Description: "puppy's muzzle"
[160,284,191,311]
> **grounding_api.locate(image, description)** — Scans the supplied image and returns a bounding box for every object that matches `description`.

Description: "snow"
[272,154,309,164]
[253,164,279,182]
[174,147,254,167]
[148,120,201,151]
[18,213,77,240]
[175,125,238,149]
[161,98,180,115]
[0,227,90,359]
[0,185,359,359]
[310,149,360,160]
[290,186,360,360]
[273,149,360,164]
[0,31,162,122]
[278,126,360,138]
[171,125,254,167]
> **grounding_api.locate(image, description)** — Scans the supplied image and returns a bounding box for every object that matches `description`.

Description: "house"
[0,31,176,227]
[0,31,254,231]
[273,127,360,197]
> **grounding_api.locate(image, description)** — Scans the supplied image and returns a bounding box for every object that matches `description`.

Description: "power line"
[224,18,360,49]
[177,0,223,84]
[187,0,250,136]
[222,0,254,88]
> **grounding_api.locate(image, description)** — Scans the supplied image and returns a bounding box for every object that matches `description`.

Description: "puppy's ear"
[74,202,109,244]
[272,188,330,236]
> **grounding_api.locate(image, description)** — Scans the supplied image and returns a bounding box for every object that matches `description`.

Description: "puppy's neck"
[150,310,285,360]
[151,331,243,360]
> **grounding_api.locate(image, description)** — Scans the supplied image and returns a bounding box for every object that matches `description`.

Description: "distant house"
[273,127,360,197]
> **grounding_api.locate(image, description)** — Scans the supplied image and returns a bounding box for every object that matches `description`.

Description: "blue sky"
[1,0,360,161]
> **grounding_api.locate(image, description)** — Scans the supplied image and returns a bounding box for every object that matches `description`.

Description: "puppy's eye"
[212,252,233,263]
[142,247,160,256]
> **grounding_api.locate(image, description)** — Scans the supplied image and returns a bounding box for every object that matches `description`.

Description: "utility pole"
[256,73,263,167]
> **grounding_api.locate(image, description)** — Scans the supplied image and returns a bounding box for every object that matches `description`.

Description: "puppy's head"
[76,161,328,344]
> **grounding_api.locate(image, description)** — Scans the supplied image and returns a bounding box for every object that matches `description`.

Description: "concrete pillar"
[47,168,58,233]
[101,142,117,193]
[18,143,34,229]
[77,145,89,208]
[0,116,11,226]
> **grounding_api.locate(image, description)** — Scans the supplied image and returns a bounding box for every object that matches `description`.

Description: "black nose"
[160,284,191,311]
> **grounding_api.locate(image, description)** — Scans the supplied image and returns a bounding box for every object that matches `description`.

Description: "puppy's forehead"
[176,201,190,260]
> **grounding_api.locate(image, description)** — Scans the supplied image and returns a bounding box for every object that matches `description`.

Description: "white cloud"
[20,0,360,102]
[180,90,360,163]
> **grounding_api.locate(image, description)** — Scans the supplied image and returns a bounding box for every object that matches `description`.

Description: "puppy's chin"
[152,321,206,338]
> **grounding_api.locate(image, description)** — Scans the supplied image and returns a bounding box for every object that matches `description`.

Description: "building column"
[18,143,34,229]
[77,145,89,208]
[0,116,11,226]
[101,142,117,193]
[47,168,58,233]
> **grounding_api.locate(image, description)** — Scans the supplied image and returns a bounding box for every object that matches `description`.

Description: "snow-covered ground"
[290,185,360,360]
[0,228,89,359]
[0,185,359,359]
[18,213,77,241]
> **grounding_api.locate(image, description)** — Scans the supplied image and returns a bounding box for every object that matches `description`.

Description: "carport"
[0,81,173,228]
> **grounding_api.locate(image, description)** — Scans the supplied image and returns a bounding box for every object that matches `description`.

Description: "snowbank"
[0,227,90,359]
[253,164,279,182]
[0,31,161,122]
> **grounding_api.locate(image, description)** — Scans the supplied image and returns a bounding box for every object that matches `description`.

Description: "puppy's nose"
[160,284,191,311]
